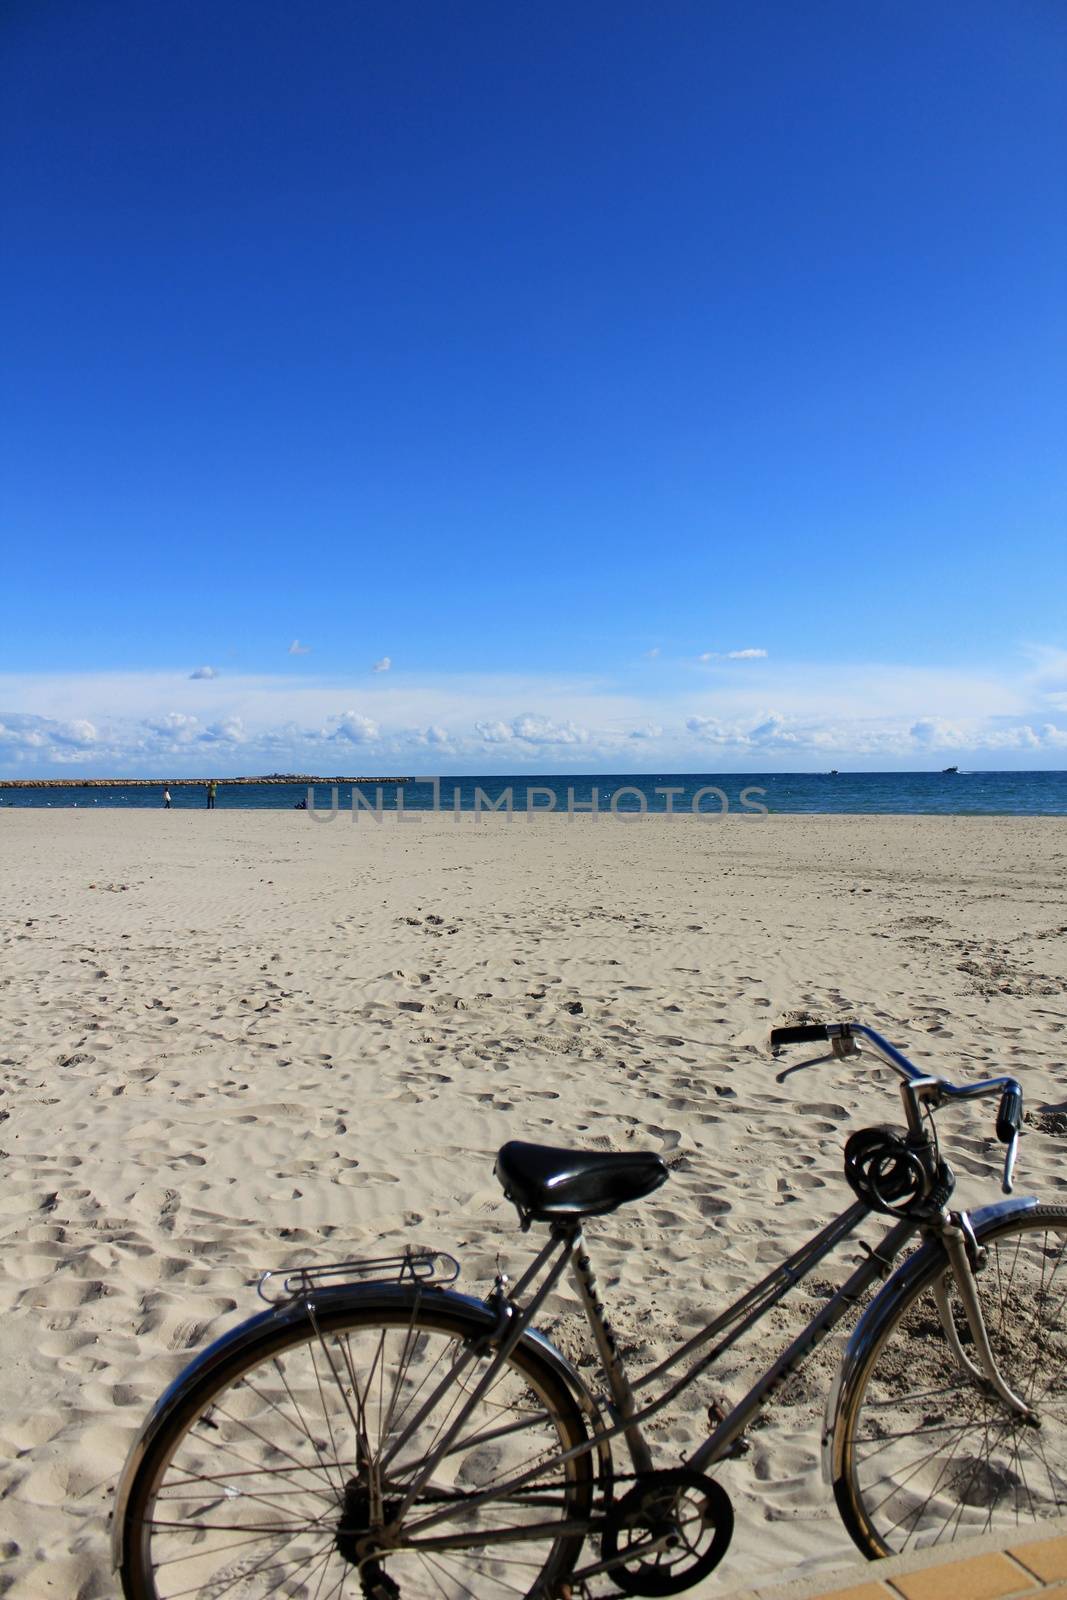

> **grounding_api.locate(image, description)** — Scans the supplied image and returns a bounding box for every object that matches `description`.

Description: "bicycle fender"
[111,1281,604,1570]
[820,1195,1038,1487]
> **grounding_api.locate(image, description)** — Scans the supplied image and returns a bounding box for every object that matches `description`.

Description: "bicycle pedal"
[707,1398,750,1457]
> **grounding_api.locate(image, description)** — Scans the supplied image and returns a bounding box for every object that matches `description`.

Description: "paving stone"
[1011,1537,1067,1585]
[889,1551,1037,1600]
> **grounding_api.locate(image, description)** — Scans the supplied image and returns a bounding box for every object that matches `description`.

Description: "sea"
[2,772,1067,815]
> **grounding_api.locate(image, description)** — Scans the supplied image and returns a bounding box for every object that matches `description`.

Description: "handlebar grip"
[996,1086,1023,1144]
[771,1023,829,1048]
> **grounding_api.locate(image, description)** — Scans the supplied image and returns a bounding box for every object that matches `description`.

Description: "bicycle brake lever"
[773,1032,858,1084]
[996,1084,1023,1195]
[774,1053,835,1085]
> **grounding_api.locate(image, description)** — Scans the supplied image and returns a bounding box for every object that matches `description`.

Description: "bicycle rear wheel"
[833,1205,1067,1557]
[118,1290,593,1599]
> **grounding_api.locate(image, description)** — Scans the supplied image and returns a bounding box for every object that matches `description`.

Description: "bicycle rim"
[835,1206,1067,1556]
[119,1298,593,1599]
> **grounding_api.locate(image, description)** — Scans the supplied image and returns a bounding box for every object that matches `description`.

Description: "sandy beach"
[1,808,1065,1598]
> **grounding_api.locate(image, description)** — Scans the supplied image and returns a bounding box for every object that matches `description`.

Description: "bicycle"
[112,1019,1067,1599]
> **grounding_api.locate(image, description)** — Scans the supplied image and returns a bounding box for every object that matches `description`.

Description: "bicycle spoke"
[847,1216,1067,1556]
[275,1358,348,1503]
[158,1420,338,1515]
[154,1472,334,1530]
[307,1307,366,1458]
[384,1334,463,1443]
[379,1338,481,1472]
[426,1548,533,1597]
[417,1552,456,1599]
[377,1309,425,1458]
[307,1335,349,1495]
[148,1527,330,1568]
[160,1529,322,1600]
[860,1380,976,1410]
[257,1541,340,1600]
[128,1305,587,1599]
[310,1544,338,1600]
[855,1409,980,1483]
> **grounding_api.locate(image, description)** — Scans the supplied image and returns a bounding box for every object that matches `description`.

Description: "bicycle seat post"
[568,1227,654,1476]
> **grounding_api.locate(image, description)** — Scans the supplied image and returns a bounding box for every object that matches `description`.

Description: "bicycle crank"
[600,1468,733,1596]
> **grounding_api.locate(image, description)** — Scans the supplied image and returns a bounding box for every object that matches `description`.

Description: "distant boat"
[942,765,959,775]
[829,769,838,776]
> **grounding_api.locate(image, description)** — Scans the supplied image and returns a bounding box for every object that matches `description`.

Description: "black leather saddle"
[495,1140,668,1223]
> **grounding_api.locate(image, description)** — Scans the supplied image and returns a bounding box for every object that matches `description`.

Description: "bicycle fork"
[935,1211,1038,1422]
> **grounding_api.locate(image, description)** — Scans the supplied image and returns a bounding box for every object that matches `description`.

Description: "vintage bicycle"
[113,1019,1067,1598]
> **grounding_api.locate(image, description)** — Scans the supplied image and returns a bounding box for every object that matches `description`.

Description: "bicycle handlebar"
[770,1019,1024,1194]
[768,1023,828,1047]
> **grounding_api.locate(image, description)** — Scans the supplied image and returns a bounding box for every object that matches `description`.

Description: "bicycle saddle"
[495,1140,668,1221]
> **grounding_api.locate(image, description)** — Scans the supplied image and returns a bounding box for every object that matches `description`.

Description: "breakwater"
[1,774,414,788]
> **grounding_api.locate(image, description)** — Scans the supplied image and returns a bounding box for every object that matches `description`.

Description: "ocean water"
[2,771,1067,815]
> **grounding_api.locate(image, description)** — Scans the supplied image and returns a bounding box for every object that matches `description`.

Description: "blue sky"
[2,1,1065,774]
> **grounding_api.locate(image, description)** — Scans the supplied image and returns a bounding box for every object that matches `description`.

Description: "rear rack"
[257,1246,460,1305]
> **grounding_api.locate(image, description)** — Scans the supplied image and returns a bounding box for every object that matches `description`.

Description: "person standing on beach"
[207,779,217,810]
[163,786,172,809]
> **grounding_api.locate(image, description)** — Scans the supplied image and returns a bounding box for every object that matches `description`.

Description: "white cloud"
[644,647,661,659]
[288,639,311,655]
[510,714,590,746]
[53,718,97,747]
[699,648,768,661]
[372,656,392,673]
[332,711,379,744]
[3,645,1067,775]
[748,714,803,746]
[198,717,245,745]
[0,716,49,752]
[698,715,790,749]
[472,714,591,749]
[683,707,1067,759]
[144,712,200,744]
[0,713,101,765]
[473,719,514,744]
[685,715,734,745]
[910,717,966,749]
[189,665,218,680]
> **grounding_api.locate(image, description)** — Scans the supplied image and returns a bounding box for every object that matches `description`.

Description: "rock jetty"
[0,774,415,788]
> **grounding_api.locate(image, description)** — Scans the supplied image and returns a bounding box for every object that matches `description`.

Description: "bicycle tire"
[117,1287,594,1599]
[832,1203,1067,1558]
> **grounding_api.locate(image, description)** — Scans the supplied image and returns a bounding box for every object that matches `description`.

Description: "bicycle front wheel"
[833,1205,1067,1557]
[118,1290,593,1599]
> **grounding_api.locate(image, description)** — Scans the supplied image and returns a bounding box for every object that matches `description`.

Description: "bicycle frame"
[396,1024,1032,1555]
[113,1018,1039,1583]
[389,1202,925,1559]
[394,1196,1045,1575]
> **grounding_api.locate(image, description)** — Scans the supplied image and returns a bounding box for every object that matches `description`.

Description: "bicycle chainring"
[599,1468,733,1595]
